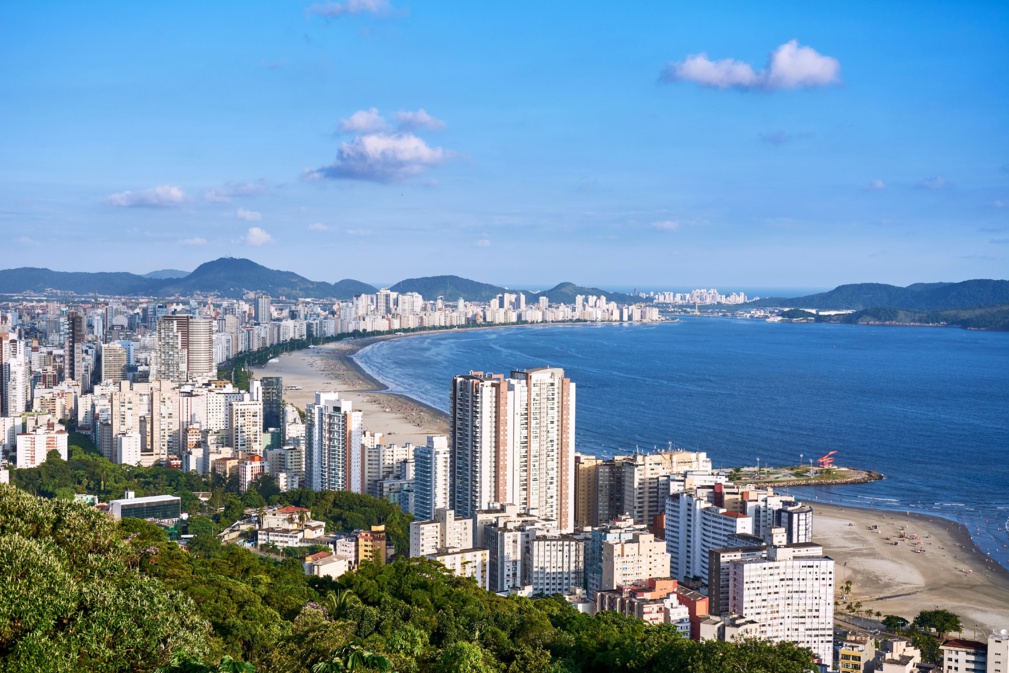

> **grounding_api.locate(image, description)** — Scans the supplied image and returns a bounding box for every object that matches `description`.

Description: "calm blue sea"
[354,318,1009,569]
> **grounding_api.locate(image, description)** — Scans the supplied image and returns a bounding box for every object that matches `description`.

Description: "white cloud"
[105,185,185,208]
[345,228,372,236]
[993,200,1004,209]
[474,238,491,248]
[651,220,681,231]
[236,208,262,221]
[662,40,840,91]
[17,236,38,246]
[863,179,887,191]
[304,132,449,183]
[307,222,329,231]
[395,109,447,132]
[244,227,273,246]
[179,237,208,246]
[340,108,390,134]
[916,175,948,190]
[306,0,392,17]
[204,179,269,203]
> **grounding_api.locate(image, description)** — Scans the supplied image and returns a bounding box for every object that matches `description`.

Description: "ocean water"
[353,318,1009,569]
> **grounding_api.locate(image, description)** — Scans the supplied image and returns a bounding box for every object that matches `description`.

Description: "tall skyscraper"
[414,435,451,520]
[187,318,214,378]
[254,295,272,323]
[261,376,283,430]
[451,367,576,531]
[305,392,363,492]
[1,334,30,416]
[101,342,128,383]
[154,315,213,383]
[155,316,188,383]
[229,398,264,456]
[66,311,86,388]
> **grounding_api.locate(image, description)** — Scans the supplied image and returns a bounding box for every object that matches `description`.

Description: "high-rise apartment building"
[1,334,30,416]
[101,342,128,383]
[665,489,753,584]
[255,295,272,323]
[413,435,450,520]
[451,367,575,531]
[154,316,213,383]
[66,311,86,389]
[229,398,264,456]
[305,392,363,492]
[363,441,414,497]
[261,376,283,430]
[600,531,670,593]
[155,316,188,383]
[726,544,834,669]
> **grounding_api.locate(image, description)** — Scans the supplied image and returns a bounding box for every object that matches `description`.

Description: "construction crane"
[817,451,838,468]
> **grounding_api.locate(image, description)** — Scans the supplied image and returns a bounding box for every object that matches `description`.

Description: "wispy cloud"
[179,237,208,246]
[916,175,948,190]
[17,236,38,246]
[863,179,887,191]
[339,108,390,134]
[651,220,681,231]
[204,179,269,203]
[395,109,447,132]
[244,227,273,246]
[474,238,491,248]
[993,200,1005,210]
[105,185,185,208]
[661,40,840,91]
[307,222,329,231]
[306,0,393,18]
[236,208,262,222]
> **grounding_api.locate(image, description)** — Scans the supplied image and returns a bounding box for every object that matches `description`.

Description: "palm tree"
[312,644,394,673]
[323,588,359,621]
[216,657,256,673]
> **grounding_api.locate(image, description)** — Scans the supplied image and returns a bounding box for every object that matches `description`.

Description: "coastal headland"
[252,333,1009,632]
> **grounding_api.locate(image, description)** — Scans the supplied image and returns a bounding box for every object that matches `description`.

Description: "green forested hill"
[751,279,1009,311]
[2,448,818,673]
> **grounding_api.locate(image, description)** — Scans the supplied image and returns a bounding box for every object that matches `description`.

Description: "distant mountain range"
[0,258,376,300]
[0,258,637,303]
[750,280,1009,312]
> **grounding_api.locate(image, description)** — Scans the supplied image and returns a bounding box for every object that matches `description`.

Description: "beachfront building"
[305,392,363,492]
[575,450,713,529]
[413,435,450,520]
[873,639,921,673]
[726,544,834,670]
[837,634,876,673]
[991,629,1009,673]
[665,488,753,585]
[451,368,576,532]
[940,639,988,673]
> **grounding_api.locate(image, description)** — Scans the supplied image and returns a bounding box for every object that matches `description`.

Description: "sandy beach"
[813,502,1009,632]
[251,337,450,447]
[252,338,1009,632]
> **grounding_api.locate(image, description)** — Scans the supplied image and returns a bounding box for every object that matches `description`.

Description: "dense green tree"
[882,615,909,632]
[0,485,209,672]
[913,609,962,639]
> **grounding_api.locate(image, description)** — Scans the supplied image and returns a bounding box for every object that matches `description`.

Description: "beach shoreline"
[812,501,1009,632]
[251,331,1009,631]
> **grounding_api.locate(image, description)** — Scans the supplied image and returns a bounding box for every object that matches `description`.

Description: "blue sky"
[2,1,1007,289]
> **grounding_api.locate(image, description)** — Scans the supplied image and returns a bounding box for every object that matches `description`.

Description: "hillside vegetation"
[3,444,818,672]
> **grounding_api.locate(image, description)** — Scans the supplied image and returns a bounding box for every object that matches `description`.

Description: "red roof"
[275,506,309,513]
[720,511,748,519]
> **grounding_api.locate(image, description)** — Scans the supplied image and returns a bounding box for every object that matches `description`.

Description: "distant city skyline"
[2,2,1007,286]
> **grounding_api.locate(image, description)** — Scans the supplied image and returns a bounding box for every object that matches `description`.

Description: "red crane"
[817,451,838,468]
